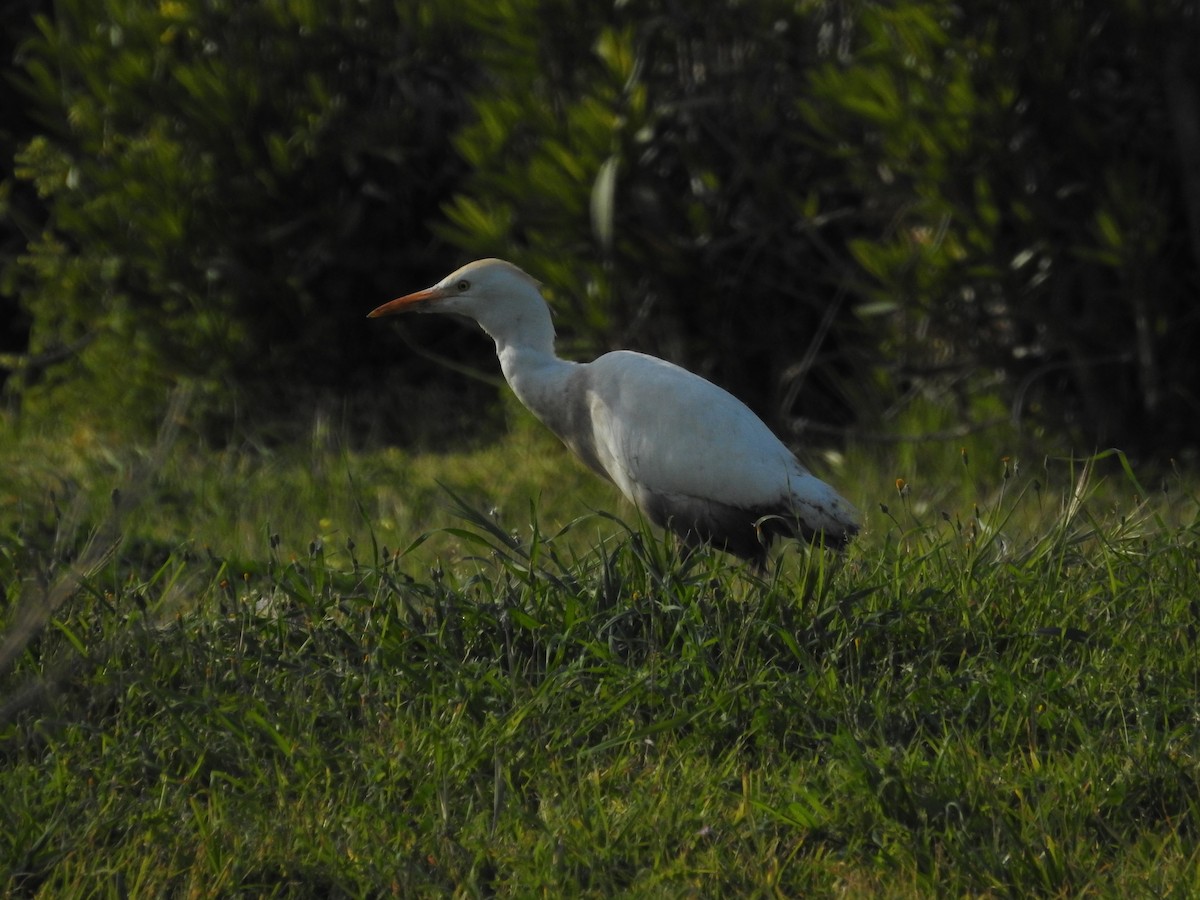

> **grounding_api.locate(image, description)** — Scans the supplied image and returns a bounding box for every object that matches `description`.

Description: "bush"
[8,0,478,437]
[5,0,1198,451]
[0,0,48,402]
[807,0,1200,450]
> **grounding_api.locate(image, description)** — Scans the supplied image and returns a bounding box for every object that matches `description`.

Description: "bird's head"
[368,259,547,341]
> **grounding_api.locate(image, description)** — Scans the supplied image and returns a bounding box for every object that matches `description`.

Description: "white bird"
[369,259,859,562]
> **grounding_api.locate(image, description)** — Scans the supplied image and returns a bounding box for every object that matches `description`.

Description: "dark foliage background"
[1,0,1197,452]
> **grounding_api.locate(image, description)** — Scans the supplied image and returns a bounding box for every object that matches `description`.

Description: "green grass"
[2,410,1200,896]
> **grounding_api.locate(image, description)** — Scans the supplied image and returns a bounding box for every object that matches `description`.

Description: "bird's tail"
[788,474,860,547]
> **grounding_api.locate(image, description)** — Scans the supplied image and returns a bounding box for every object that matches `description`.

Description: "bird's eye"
[455,279,470,291]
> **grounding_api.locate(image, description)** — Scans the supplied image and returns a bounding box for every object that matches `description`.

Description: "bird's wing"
[579,351,813,512]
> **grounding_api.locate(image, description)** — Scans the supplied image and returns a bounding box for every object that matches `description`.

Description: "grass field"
[2,406,1199,896]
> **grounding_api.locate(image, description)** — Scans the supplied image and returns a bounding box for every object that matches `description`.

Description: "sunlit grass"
[2,406,1199,895]
[0,405,621,569]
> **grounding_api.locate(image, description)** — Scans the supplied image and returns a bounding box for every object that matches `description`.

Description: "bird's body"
[369,259,859,561]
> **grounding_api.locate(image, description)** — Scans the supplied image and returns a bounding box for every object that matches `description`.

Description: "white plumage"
[369,258,859,561]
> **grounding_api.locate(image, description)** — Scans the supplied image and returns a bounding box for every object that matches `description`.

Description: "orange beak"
[367,285,447,319]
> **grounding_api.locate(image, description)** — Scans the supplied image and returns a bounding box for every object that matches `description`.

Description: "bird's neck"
[473,301,579,426]
[494,335,579,428]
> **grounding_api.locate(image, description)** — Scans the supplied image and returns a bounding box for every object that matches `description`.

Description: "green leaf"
[590,156,619,253]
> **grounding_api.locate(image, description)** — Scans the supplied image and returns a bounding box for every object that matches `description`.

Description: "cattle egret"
[369,259,859,562]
